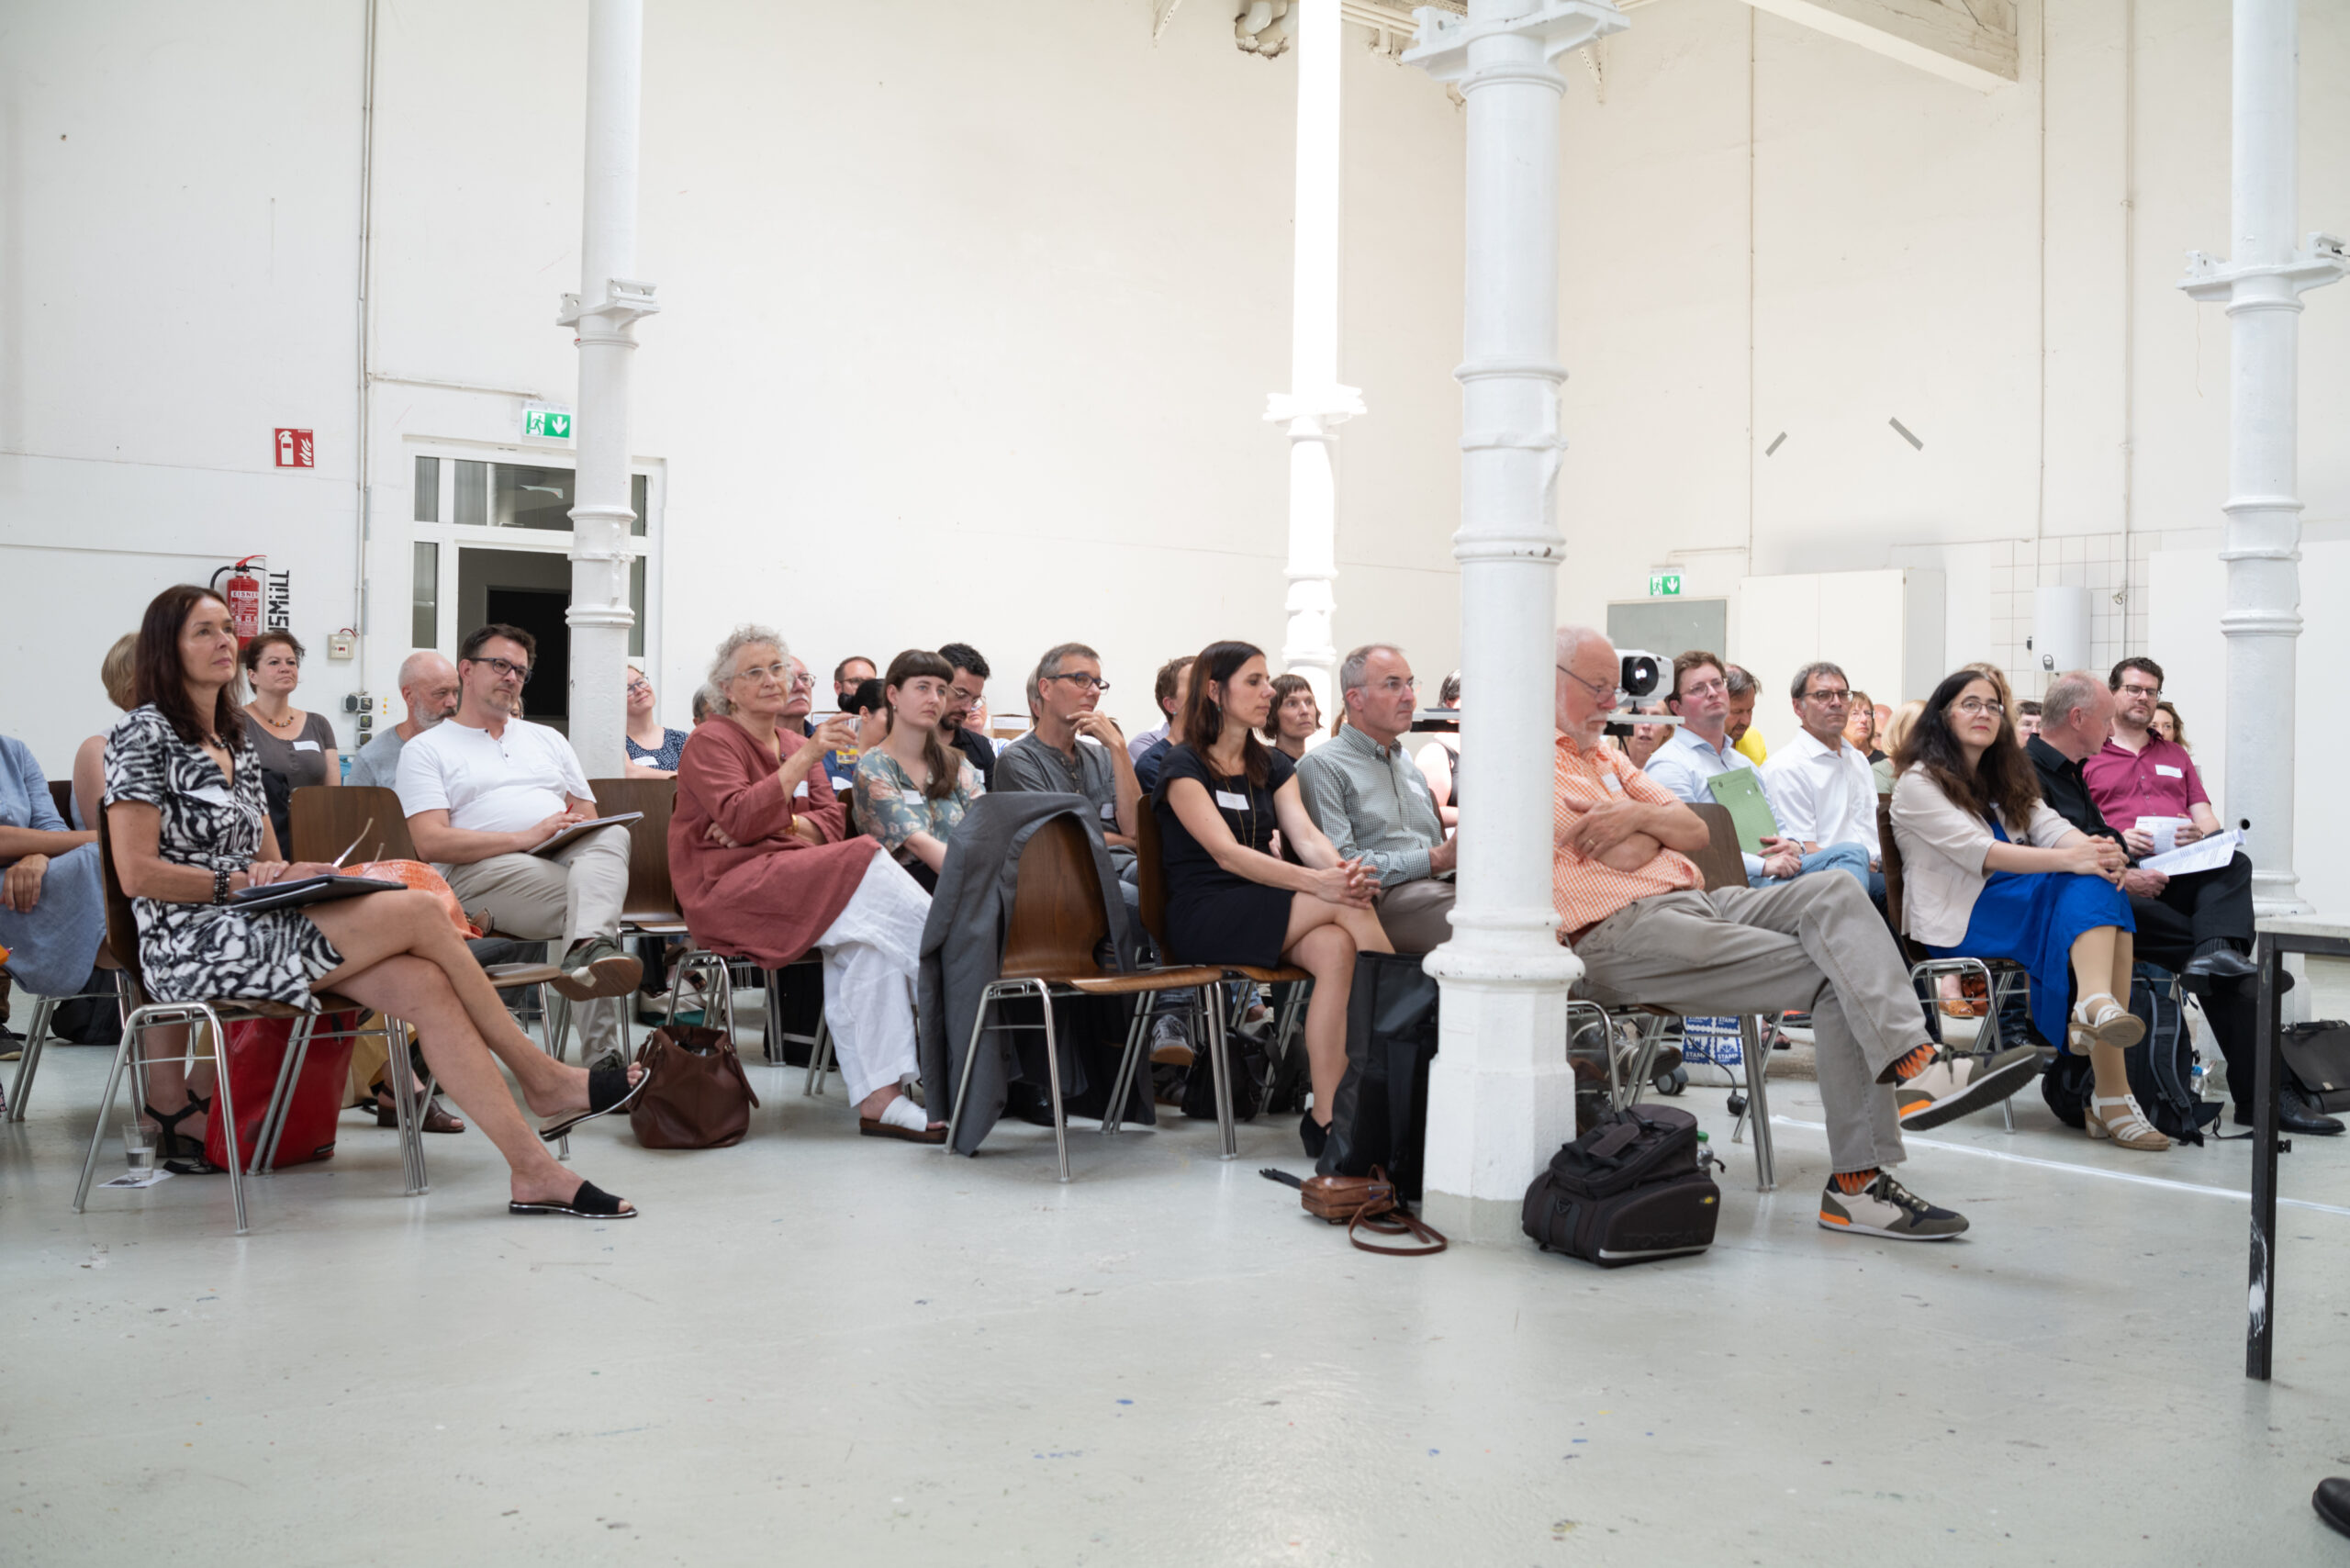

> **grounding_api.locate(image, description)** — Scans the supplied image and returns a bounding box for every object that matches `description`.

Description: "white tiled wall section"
[1983,532,2172,697]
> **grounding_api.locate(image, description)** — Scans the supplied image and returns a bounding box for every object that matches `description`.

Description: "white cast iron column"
[1268,0,1360,714]
[2179,0,2343,915]
[1405,0,1626,1243]
[560,0,659,774]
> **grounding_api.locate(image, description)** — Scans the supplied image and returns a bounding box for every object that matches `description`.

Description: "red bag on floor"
[202,1011,363,1172]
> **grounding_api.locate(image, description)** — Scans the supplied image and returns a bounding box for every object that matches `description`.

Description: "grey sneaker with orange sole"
[1892,1044,2040,1130]
[1818,1171,1968,1241]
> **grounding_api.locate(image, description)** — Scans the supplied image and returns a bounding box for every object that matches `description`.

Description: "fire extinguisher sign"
[274,429,316,468]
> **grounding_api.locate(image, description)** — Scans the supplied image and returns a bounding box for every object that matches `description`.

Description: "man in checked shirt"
[1549,626,2039,1242]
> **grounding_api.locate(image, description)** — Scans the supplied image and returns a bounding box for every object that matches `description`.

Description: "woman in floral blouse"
[852,649,983,893]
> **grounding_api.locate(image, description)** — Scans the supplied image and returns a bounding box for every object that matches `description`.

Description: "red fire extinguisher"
[211,555,265,649]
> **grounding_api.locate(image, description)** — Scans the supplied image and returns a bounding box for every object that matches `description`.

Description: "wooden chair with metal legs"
[1118,811,1312,1107]
[1568,803,1781,1191]
[946,814,1230,1181]
[1876,799,2021,1134]
[73,813,413,1233]
[284,785,568,1185]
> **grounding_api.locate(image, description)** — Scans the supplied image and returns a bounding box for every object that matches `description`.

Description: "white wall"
[0,0,1470,776]
[1548,0,2350,708]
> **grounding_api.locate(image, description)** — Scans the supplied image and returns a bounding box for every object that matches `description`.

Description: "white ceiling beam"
[1734,0,2016,93]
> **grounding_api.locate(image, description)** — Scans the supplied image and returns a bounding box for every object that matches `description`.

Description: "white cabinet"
[1734,569,1945,755]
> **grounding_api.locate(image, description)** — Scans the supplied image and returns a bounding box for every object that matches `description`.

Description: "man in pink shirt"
[2082,656,2252,983]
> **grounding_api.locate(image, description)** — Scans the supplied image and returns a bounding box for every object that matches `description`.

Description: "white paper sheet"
[2139,828,2242,878]
[2133,815,2189,857]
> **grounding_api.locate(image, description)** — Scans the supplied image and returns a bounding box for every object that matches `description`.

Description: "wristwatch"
[213,867,232,905]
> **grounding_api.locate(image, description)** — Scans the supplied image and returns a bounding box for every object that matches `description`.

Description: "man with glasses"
[396,623,641,1068]
[831,655,877,711]
[937,642,999,791]
[994,642,1144,898]
[1649,651,1868,890]
[1760,660,1885,904]
[1553,626,2035,1241]
[1294,644,1456,953]
[2086,657,2230,869]
[783,657,819,738]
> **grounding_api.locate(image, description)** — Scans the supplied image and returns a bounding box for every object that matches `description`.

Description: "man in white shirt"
[347,651,459,790]
[396,624,641,1068]
[1648,652,1869,890]
[1758,660,1884,904]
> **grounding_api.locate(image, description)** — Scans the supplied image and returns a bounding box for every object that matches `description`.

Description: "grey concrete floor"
[6,1036,2349,1567]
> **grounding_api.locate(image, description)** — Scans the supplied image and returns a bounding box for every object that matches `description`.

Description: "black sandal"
[509,1179,637,1219]
[143,1100,208,1159]
[535,1064,648,1143]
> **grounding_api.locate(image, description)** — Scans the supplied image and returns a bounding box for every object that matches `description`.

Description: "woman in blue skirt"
[1890,668,2165,1151]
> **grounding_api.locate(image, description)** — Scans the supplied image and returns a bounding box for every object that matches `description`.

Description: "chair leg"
[381,1014,429,1196]
[1740,1014,1775,1193]
[803,1016,834,1099]
[1102,994,1154,1137]
[254,1014,322,1175]
[7,996,58,1122]
[1035,981,1071,1183]
[945,983,1001,1155]
[1203,984,1236,1161]
[71,1013,143,1215]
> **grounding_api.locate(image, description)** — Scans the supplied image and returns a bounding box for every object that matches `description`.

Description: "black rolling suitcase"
[1522,1104,1720,1267]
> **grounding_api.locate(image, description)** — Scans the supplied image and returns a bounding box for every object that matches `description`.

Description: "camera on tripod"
[1601,649,1677,741]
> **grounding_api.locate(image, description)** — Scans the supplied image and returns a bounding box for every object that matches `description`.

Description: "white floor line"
[1770,1115,2350,1218]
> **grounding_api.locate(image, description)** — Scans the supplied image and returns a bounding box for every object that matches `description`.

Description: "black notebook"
[227,874,406,913]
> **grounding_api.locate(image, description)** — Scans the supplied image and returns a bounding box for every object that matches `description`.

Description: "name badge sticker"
[2154,764,2184,778]
[793,780,811,798]
[1214,790,1250,812]
[1100,801,1118,821]
[291,739,321,753]
[1600,772,1625,796]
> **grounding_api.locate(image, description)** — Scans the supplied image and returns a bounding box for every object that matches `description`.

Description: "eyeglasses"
[1555,665,1616,705]
[625,678,652,695]
[788,673,816,690]
[1679,678,1728,699]
[473,655,532,683]
[948,686,984,706]
[2119,682,2162,698]
[1953,698,2005,717]
[1801,688,1851,704]
[1368,677,1418,696]
[1045,673,1111,692]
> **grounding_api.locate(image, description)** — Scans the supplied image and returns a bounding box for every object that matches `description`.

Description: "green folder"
[1706,768,1781,855]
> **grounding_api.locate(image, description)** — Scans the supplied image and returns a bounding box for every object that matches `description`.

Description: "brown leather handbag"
[1268,1167,1448,1256]
[629,1025,760,1148]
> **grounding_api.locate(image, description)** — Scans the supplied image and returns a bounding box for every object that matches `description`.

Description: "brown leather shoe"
[548,939,643,1002]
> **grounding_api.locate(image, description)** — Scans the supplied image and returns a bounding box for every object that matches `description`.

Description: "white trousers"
[815,851,930,1104]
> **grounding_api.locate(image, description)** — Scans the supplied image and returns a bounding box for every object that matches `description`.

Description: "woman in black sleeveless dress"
[1150,642,1391,1157]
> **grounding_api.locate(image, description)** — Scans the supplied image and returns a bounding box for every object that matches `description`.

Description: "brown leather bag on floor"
[1269,1167,1449,1256]
[630,1025,760,1148]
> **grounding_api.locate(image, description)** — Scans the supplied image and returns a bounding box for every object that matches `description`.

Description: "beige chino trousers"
[440,825,632,1065]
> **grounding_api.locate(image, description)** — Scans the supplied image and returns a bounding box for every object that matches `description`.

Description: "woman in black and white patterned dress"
[104,586,646,1218]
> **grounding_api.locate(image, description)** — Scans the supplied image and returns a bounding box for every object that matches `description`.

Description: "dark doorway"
[486,588,570,726]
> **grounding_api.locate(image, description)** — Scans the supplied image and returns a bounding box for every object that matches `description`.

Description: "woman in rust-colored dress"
[670,626,943,1142]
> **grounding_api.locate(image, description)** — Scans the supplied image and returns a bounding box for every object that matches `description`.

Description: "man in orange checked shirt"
[1549,626,2039,1242]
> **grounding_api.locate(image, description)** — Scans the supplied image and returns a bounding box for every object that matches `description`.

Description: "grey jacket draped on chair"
[917,791,1147,1156]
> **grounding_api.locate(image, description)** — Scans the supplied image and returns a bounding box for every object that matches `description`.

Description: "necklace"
[255,705,300,732]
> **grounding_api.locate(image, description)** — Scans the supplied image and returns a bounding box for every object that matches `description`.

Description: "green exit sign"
[523,406,573,441]
[1649,572,1684,597]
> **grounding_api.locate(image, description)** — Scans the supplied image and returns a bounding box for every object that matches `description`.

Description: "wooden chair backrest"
[998,814,1109,981]
[1874,798,1924,965]
[289,785,415,864]
[94,810,147,999]
[48,779,74,827]
[1685,802,1750,895]
[588,777,678,922]
[1133,804,1171,953]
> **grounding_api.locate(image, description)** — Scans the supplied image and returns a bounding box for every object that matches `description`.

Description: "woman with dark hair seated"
[104,585,645,1214]
[1889,668,2161,1150]
[1153,641,1388,1158]
[853,649,984,894]
[1260,673,1320,763]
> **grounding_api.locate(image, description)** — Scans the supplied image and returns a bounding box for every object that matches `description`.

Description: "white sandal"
[2067,992,2145,1056]
[2086,1092,2170,1151]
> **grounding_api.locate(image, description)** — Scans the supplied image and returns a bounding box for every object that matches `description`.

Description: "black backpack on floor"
[2040,965,2220,1144]
[1522,1104,1720,1268]
[1317,952,1440,1201]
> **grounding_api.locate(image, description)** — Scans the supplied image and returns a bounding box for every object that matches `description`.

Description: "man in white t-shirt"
[397,624,641,1068]
[1758,660,1885,905]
